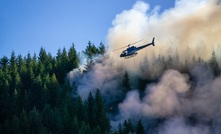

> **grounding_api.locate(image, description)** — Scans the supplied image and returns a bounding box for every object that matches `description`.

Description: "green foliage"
[209,50,220,76]
[98,42,106,54]
[68,43,79,69]
[19,110,30,134]
[0,43,111,134]
[0,45,74,133]
[122,119,133,134]
[29,107,42,134]
[84,41,99,59]
[122,71,131,93]
[95,89,111,132]
[1,41,219,134]
[136,119,145,134]
[87,91,96,128]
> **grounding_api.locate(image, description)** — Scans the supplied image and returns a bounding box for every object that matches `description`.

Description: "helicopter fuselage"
[120,46,137,57]
[120,38,155,58]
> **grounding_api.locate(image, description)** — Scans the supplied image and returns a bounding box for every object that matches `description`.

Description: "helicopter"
[113,37,155,58]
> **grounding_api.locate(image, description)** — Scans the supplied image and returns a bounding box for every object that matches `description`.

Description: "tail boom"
[136,37,155,51]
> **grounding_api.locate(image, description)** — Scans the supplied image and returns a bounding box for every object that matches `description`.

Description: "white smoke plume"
[68,54,125,99]
[118,70,189,119]
[158,117,211,134]
[115,66,221,133]
[68,0,221,98]
[108,0,221,64]
[67,0,221,133]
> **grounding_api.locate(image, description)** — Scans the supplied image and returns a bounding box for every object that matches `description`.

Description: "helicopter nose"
[120,53,124,57]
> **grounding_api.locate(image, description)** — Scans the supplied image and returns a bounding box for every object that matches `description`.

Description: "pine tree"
[32,53,38,75]
[19,110,30,134]
[123,119,134,134]
[98,42,106,54]
[49,107,62,133]
[79,122,91,134]
[55,47,69,84]
[0,56,9,70]
[70,116,79,134]
[123,120,128,134]
[83,41,99,59]
[29,107,42,134]
[75,96,85,122]
[118,123,123,134]
[48,73,60,108]
[61,105,71,134]
[9,51,19,95]
[122,71,131,93]
[84,57,94,72]
[24,53,34,90]
[191,55,197,67]
[127,119,134,133]
[209,50,220,76]
[30,75,44,109]
[71,82,78,98]
[68,43,79,70]
[136,119,145,134]
[95,89,111,132]
[87,91,95,128]
[11,115,21,134]
[93,126,102,134]
[38,47,47,64]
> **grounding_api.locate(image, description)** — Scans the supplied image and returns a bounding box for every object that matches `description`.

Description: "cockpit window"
[123,50,128,55]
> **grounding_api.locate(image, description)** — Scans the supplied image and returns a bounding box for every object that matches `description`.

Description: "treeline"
[137,50,221,91]
[108,50,221,134]
[0,42,114,134]
[0,40,220,134]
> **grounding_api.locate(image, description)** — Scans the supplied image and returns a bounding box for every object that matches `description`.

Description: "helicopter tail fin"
[152,37,155,46]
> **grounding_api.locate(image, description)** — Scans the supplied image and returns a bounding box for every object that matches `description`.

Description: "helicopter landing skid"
[124,53,138,59]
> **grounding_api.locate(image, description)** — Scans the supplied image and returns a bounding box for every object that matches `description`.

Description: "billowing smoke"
[115,67,221,133]
[68,54,128,100]
[68,0,221,133]
[116,70,189,119]
[108,0,221,63]
[158,117,211,134]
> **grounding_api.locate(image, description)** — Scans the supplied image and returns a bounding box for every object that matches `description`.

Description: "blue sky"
[0,0,174,58]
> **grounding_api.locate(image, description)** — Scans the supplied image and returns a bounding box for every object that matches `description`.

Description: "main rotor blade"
[130,39,143,45]
[112,39,143,52]
[112,46,127,51]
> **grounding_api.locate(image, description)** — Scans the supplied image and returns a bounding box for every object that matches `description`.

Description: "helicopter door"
[123,50,128,56]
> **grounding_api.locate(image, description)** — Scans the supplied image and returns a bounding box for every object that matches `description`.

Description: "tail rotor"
[152,37,155,46]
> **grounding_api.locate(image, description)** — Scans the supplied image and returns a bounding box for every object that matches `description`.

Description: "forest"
[0,41,220,134]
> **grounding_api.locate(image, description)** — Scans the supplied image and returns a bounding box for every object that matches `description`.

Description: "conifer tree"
[122,71,131,93]
[0,56,9,70]
[68,43,79,70]
[38,47,47,64]
[136,119,145,134]
[48,73,60,108]
[11,115,21,134]
[87,91,95,128]
[75,96,85,122]
[19,110,30,134]
[95,89,110,132]
[70,116,79,133]
[118,123,123,134]
[209,50,220,76]
[123,119,134,134]
[127,119,134,133]
[98,42,106,54]
[84,57,94,72]
[29,107,42,134]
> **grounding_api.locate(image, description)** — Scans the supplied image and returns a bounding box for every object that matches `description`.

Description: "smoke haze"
[68,0,221,133]
[108,0,221,62]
